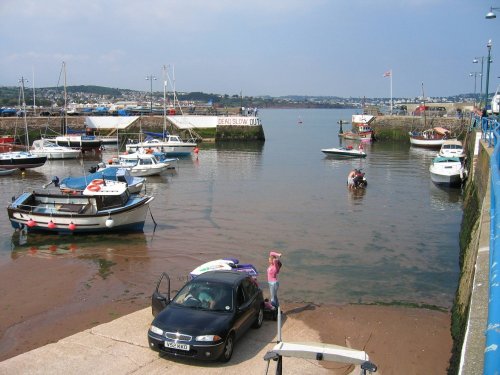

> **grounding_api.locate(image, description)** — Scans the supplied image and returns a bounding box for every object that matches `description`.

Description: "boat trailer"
[263,307,377,375]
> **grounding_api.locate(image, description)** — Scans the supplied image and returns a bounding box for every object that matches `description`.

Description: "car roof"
[192,270,248,286]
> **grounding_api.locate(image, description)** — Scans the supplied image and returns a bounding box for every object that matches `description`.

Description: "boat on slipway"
[7,179,154,234]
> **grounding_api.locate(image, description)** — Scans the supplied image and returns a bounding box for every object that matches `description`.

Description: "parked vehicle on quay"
[148,270,265,362]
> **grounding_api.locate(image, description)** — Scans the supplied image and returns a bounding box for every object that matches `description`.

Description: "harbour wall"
[0,116,265,143]
[371,116,469,141]
[451,129,491,374]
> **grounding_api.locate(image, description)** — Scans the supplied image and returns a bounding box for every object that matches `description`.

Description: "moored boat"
[0,151,47,170]
[429,156,467,186]
[99,152,172,177]
[409,127,456,148]
[31,139,81,160]
[126,134,196,157]
[321,146,366,158]
[438,139,466,159]
[59,167,145,194]
[7,179,154,234]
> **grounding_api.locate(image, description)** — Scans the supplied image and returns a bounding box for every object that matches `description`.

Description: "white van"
[492,85,500,115]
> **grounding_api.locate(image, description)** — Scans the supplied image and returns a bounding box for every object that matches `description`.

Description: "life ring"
[91,179,105,185]
[87,184,101,192]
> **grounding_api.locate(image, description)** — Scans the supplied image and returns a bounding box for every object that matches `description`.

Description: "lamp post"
[473,56,486,107]
[470,72,481,107]
[486,6,500,19]
[145,74,157,114]
[484,39,493,112]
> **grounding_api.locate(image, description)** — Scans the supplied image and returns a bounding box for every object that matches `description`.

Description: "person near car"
[267,251,282,309]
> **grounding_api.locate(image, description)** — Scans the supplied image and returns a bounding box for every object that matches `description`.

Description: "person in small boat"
[347,169,356,189]
[267,251,282,309]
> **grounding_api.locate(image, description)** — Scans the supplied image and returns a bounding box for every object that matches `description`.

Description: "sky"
[0,0,499,99]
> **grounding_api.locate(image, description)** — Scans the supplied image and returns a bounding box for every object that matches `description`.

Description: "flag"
[383,71,392,78]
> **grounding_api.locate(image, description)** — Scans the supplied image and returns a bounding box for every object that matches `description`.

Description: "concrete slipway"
[0,308,342,375]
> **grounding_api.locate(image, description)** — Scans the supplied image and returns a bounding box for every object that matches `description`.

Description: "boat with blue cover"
[7,179,154,234]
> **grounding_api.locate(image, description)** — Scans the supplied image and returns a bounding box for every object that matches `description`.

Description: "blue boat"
[59,167,145,194]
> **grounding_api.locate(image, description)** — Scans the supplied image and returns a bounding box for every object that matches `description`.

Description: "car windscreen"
[172,280,234,312]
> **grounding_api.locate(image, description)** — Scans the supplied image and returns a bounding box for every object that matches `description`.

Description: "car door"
[233,281,255,340]
[151,272,170,316]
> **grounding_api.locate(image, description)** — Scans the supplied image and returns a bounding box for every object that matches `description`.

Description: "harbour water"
[0,108,463,309]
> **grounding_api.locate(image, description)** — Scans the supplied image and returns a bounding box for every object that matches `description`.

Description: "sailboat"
[409,83,455,148]
[125,65,197,157]
[49,62,102,151]
[0,77,47,170]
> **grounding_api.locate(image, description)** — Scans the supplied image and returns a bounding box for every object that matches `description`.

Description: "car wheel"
[219,333,234,362]
[252,306,264,328]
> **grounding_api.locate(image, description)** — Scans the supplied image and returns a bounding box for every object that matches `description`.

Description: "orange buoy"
[87,184,101,192]
[92,179,105,185]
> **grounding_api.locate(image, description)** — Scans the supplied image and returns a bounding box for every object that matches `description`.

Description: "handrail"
[484,114,500,373]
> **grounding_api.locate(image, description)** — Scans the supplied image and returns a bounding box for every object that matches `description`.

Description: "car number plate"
[164,341,190,351]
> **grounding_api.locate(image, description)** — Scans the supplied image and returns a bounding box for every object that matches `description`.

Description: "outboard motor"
[52,176,60,187]
[88,165,98,173]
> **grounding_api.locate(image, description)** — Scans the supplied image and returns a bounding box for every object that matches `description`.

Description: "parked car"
[148,270,264,362]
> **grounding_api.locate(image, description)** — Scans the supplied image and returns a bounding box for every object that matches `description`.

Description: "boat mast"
[19,76,29,149]
[63,61,67,134]
[421,82,427,128]
[163,64,167,139]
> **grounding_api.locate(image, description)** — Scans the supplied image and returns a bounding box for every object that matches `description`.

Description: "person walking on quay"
[267,250,282,309]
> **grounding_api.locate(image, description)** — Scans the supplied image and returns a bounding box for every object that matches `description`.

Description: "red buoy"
[47,220,56,229]
[68,222,76,231]
[27,219,36,228]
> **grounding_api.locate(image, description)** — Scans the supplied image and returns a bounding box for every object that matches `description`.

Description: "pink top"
[267,251,282,282]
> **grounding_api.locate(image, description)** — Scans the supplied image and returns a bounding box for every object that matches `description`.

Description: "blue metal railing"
[484,114,500,374]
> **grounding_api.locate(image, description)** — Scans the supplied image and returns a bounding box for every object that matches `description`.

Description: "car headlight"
[195,335,222,342]
[150,325,164,335]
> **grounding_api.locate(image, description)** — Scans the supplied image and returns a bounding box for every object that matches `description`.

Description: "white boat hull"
[429,160,466,186]
[321,148,366,158]
[126,143,195,156]
[8,192,153,234]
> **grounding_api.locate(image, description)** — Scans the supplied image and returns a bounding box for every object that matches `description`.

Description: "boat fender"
[87,184,101,192]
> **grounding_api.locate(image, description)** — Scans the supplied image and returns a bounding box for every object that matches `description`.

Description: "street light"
[145,74,157,114]
[484,39,493,111]
[473,56,493,107]
[486,7,500,19]
[470,72,481,107]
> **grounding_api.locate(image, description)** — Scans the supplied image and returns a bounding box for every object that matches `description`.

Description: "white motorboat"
[438,140,466,159]
[321,146,366,158]
[7,179,154,234]
[101,152,172,177]
[31,139,81,160]
[126,134,196,157]
[429,156,467,186]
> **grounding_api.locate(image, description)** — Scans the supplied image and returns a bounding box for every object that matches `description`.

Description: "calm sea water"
[0,109,463,308]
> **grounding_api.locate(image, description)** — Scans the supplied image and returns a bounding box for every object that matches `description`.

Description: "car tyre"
[252,306,264,329]
[219,333,234,362]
